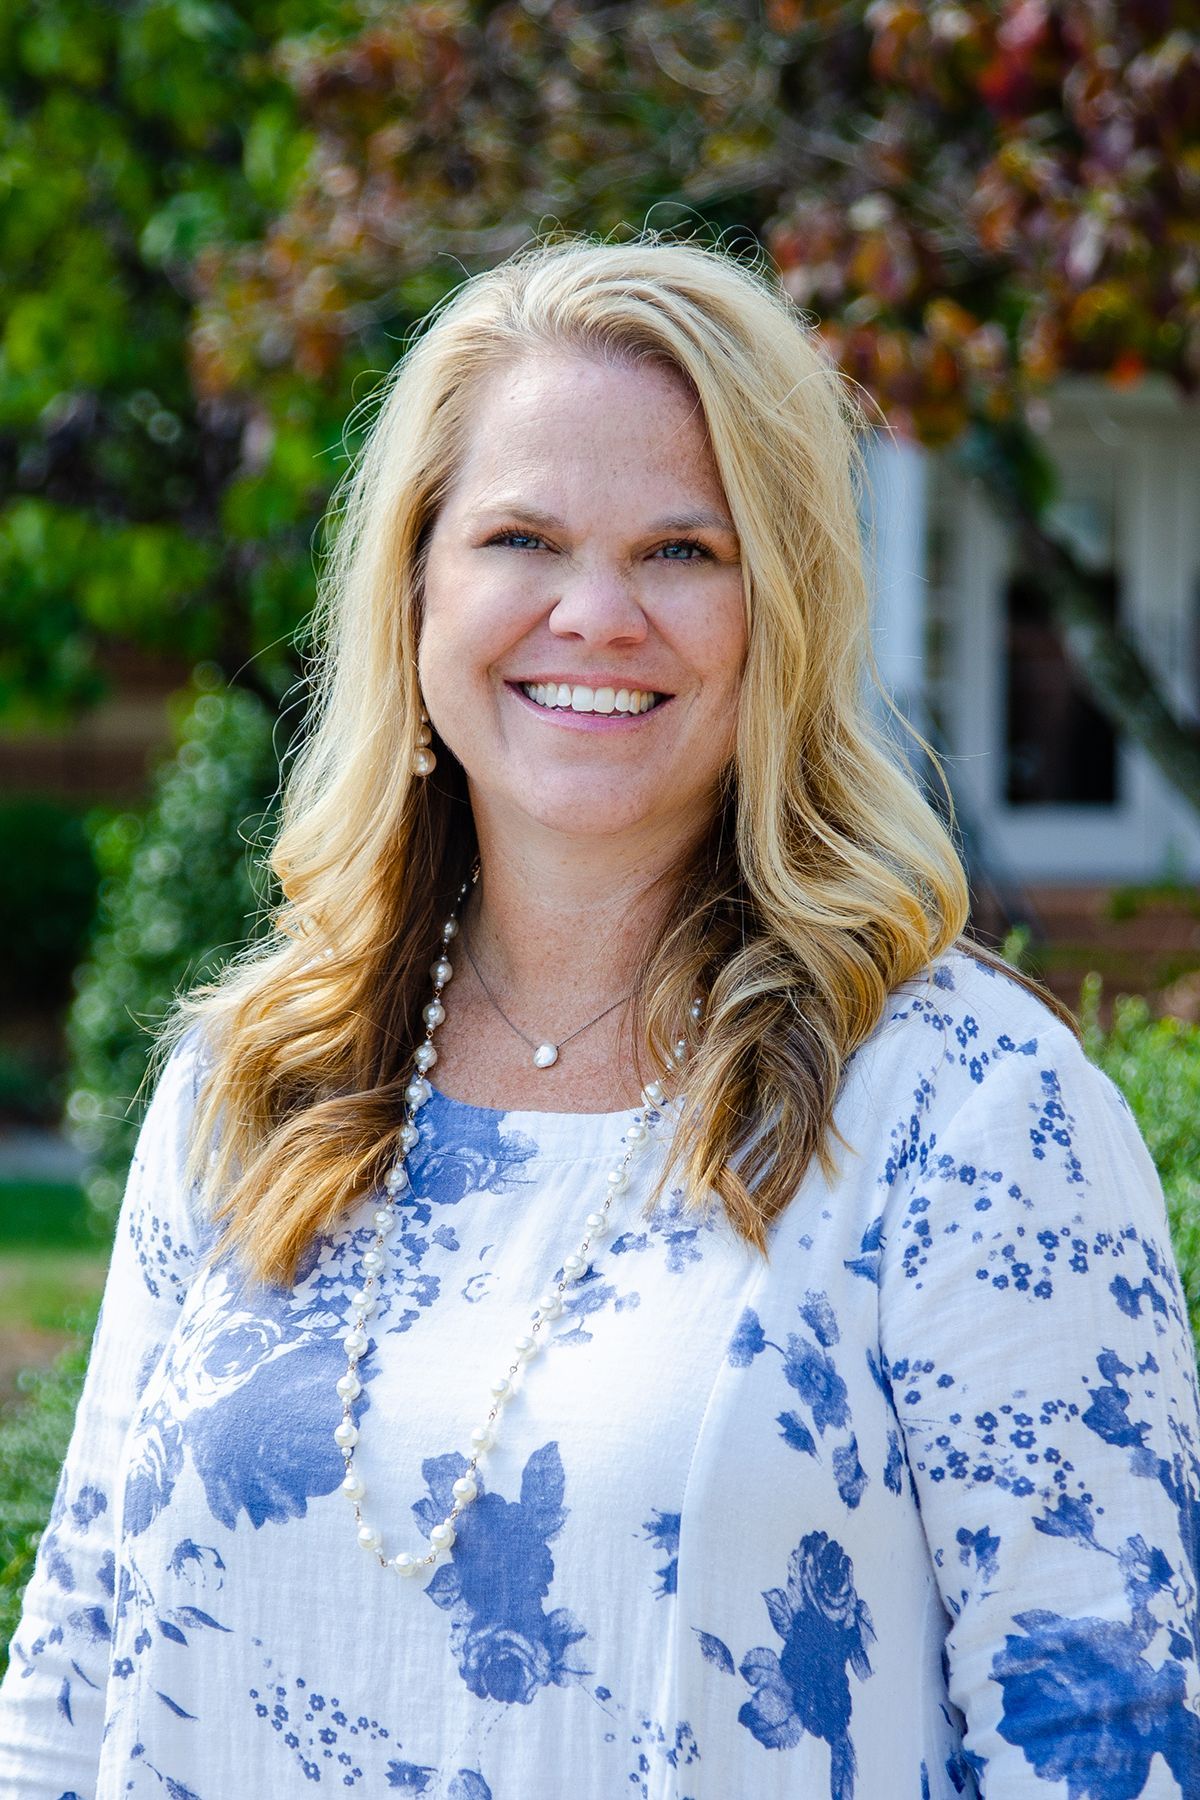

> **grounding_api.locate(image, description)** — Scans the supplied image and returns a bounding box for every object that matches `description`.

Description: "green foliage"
[1082,975,1200,1346]
[0,0,344,723]
[0,1181,92,1249]
[0,796,97,1011]
[65,675,279,1219]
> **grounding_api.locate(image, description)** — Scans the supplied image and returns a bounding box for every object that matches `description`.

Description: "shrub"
[65,673,279,1222]
[1082,975,1200,1346]
[0,796,97,1013]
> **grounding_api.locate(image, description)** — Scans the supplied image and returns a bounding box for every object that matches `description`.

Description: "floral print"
[2,953,1199,1797]
[418,1442,588,1705]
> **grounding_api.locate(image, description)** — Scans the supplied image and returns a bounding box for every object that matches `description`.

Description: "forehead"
[442,350,728,513]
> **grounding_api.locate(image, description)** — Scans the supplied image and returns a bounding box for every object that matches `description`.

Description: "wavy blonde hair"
[170,230,1070,1284]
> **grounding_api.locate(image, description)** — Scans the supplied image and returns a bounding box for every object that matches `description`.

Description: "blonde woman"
[2,235,1197,1800]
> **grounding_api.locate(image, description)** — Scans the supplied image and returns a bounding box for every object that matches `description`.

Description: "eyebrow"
[468,502,739,538]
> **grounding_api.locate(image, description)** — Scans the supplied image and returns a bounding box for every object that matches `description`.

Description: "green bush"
[0,796,97,1012]
[65,673,279,1222]
[1082,976,1200,1346]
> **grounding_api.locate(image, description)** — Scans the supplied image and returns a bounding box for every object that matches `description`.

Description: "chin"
[494,772,684,840]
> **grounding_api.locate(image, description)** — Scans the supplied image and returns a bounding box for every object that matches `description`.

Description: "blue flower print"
[993,1607,1200,1797]
[408,1098,536,1207]
[782,1337,849,1434]
[186,1335,369,1529]
[641,1511,681,1598]
[727,1306,767,1367]
[124,1402,185,1537]
[418,1441,588,1705]
[735,1531,875,1800]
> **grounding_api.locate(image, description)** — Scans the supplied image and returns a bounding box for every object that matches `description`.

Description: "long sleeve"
[879,1027,1200,1795]
[0,1038,207,1799]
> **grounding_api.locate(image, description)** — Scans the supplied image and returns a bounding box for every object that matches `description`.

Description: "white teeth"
[521,683,659,714]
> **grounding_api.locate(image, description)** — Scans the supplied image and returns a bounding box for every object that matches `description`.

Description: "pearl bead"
[341,1470,365,1500]
[344,1328,367,1358]
[625,1121,647,1143]
[336,1372,361,1401]
[470,1425,494,1451]
[358,1522,382,1552]
[490,1375,512,1400]
[423,1000,446,1028]
[399,1122,419,1151]
[373,1207,396,1232]
[384,1165,409,1192]
[451,1476,478,1504]
[514,1332,540,1359]
[414,1042,438,1071]
[585,1211,608,1234]
[354,1289,377,1316]
[429,1521,456,1551]
[642,1081,665,1107]
[606,1170,629,1193]
[411,747,436,776]
[674,1038,688,1060]
[405,1078,431,1109]
[393,1552,419,1577]
[416,723,433,747]
[537,1293,563,1319]
[561,1253,586,1281]
[533,1042,559,1068]
[362,1248,384,1275]
[334,1420,359,1449]
[431,958,453,985]
[442,919,458,940]
[690,997,703,1019]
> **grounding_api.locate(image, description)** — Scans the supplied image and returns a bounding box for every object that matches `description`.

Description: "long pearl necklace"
[333,876,693,1580]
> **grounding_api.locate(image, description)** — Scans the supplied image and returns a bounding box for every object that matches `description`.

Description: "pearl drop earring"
[412,709,436,778]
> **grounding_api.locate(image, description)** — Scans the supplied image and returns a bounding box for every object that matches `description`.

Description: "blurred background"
[2,0,1198,1650]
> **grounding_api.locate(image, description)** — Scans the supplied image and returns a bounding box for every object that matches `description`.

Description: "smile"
[519,682,664,715]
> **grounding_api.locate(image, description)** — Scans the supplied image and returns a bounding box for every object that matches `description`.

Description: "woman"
[2,234,1197,1799]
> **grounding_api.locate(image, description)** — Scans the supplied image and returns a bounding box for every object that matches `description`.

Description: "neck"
[464,805,703,1005]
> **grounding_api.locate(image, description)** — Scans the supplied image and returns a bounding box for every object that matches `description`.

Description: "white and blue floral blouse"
[2,949,1199,1799]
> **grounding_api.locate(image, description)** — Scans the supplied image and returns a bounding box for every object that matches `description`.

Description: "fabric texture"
[1,948,1198,1799]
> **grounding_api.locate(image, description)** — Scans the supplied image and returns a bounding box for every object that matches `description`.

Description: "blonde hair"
[170,230,1069,1284]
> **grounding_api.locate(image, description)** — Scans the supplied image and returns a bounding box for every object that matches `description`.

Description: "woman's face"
[419,351,747,852]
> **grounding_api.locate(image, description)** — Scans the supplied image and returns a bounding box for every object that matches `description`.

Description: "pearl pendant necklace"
[459,931,632,1070]
[333,875,697,1579]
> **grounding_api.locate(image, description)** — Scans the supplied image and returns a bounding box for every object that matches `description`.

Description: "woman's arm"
[880,1030,1200,1795]
[0,1037,208,1798]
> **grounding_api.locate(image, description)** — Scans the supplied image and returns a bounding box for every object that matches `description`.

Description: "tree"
[0,0,345,726]
[189,0,1200,809]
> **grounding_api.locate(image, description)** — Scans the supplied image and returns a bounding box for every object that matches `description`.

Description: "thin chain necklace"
[459,931,632,1069]
[333,873,700,1580]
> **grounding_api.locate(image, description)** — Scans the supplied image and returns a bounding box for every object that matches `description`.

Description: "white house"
[868,378,1200,892]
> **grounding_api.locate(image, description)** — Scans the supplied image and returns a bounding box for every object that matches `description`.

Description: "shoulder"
[862,944,1085,1093]
[841,946,1136,1174]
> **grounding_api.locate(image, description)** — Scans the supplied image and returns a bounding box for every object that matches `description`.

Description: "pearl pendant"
[533,1042,559,1069]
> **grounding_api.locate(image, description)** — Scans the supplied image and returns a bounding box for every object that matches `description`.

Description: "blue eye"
[659,540,710,561]
[490,529,545,550]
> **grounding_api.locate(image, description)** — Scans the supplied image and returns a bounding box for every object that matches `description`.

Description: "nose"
[546,562,649,647]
